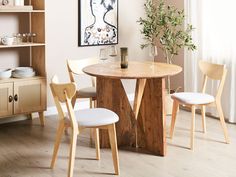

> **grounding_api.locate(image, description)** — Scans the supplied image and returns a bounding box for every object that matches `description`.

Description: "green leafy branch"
[137,0,196,64]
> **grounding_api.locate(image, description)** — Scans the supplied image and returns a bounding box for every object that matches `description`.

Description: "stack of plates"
[12,67,35,78]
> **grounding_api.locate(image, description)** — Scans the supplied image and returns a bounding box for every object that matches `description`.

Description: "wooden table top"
[83,61,182,79]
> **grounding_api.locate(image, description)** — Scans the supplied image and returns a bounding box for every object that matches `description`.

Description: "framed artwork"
[78,0,118,46]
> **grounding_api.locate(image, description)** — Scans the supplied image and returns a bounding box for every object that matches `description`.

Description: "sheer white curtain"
[185,0,236,123]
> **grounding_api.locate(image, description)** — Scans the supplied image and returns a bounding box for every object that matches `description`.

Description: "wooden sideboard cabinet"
[0,77,46,116]
[0,0,46,126]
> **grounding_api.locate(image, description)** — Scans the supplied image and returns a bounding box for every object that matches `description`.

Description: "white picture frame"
[78,0,118,46]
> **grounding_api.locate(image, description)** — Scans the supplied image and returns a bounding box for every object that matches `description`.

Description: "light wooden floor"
[0,110,236,177]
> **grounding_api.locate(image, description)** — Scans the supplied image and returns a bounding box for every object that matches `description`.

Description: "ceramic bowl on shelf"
[0,69,12,79]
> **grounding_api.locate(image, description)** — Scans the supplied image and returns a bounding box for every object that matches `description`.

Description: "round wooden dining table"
[83,61,182,156]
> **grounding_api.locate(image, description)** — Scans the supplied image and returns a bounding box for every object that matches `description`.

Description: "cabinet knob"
[14,94,18,102]
[9,95,13,103]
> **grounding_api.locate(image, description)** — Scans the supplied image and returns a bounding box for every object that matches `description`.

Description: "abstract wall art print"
[79,0,118,46]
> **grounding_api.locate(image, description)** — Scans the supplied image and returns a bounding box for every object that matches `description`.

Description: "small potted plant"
[138,0,196,114]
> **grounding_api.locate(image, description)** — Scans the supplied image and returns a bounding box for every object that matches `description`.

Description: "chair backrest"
[199,60,227,99]
[67,58,98,86]
[50,75,78,129]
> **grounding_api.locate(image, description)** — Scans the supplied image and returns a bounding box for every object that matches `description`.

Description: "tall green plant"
[138,0,196,93]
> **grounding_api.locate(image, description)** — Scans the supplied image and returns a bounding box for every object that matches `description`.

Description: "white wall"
[46,0,149,106]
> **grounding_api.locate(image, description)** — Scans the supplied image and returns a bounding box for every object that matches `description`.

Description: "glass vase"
[120,47,128,69]
[149,45,158,60]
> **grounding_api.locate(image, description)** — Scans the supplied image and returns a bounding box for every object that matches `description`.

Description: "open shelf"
[0,6,44,13]
[0,43,45,48]
[0,76,46,83]
[0,9,45,13]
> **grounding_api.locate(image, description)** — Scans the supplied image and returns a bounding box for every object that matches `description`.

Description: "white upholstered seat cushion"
[171,92,215,105]
[77,86,96,98]
[73,108,119,127]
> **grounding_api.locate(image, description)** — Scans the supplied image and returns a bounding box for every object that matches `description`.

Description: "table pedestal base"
[96,77,166,156]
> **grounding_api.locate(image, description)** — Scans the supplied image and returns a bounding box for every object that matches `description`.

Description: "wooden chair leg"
[94,128,100,160]
[108,124,120,175]
[89,98,93,146]
[28,113,33,120]
[89,98,93,108]
[190,106,196,150]
[201,105,206,133]
[93,99,97,108]
[50,121,65,168]
[216,102,230,144]
[89,128,94,147]
[68,130,78,177]
[170,100,179,139]
[38,112,45,127]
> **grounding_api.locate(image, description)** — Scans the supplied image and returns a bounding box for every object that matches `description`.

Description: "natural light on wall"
[202,0,236,61]
[185,0,236,123]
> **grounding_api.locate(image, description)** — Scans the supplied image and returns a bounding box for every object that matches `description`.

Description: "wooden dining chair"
[67,58,98,108]
[170,60,230,150]
[50,75,120,177]
[67,58,98,143]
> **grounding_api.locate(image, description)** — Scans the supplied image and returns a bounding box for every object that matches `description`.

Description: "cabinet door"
[0,83,13,117]
[14,78,46,114]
